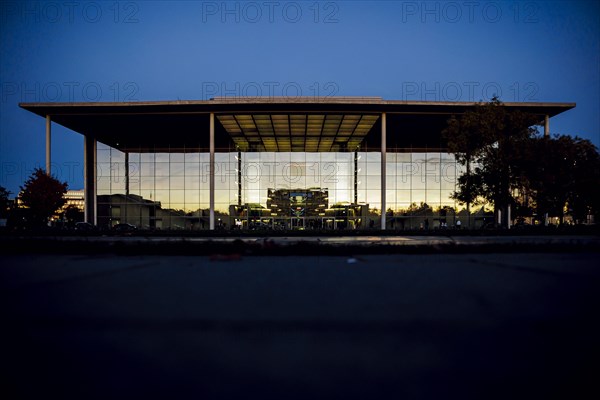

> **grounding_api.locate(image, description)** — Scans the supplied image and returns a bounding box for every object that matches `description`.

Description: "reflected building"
[63,189,85,211]
[20,97,574,230]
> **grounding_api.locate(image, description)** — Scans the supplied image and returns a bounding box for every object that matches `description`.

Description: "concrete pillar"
[544,115,550,137]
[209,113,215,230]
[381,113,386,230]
[45,115,51,174]
[237,150,242,206]
[125,152,130,196]
[84,136,97,225]
[354,150,358,204]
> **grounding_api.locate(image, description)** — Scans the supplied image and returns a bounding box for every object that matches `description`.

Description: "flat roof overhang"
[19,98,575,152]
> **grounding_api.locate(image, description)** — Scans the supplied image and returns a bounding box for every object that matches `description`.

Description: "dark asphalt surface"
[2,252,599,399]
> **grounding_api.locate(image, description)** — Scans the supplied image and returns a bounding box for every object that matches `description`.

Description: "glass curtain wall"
[95,142,465,230]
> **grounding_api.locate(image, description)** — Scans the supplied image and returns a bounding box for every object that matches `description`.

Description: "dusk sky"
[1,0,598,195]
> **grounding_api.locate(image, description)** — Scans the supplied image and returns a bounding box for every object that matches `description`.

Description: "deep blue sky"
[1,0,598,194]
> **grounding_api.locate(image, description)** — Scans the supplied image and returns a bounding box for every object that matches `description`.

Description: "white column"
[209,113,215,230]
[381,112,386,230]
[46,115,51,174]
[544,115,550,137]
[125,152,129,195]
[84,136,97,225]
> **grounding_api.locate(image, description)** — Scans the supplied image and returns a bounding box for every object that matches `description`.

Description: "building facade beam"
[84,135,97,225]
[354,150,358,204]
[237,150,242,206]
[381,112,386,230]
[124,152,130,196]
[209,112,215,230]
[46,115,51,174]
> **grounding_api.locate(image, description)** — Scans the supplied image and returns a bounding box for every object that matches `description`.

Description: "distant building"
[96,194,193,230]
[267,188,329,218]
[63,189,84,210]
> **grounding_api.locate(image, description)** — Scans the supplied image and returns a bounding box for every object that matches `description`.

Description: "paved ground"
[2,252,599,399]
[17,234,600,246]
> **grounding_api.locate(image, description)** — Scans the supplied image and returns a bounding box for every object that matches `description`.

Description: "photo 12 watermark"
[1,161,83,189]
[200,81,340,100]
[0,1,140,24]
[1,81,140,103]
[398,1,539,24]
[399,81,539,102]
[200,1,339,23]
[98,160,457,186]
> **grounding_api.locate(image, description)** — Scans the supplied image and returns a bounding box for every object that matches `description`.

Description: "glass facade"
[18,98,574,230]
[96,142,471,230]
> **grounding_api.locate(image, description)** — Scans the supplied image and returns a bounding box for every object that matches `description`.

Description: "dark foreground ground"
[2,249,599,399]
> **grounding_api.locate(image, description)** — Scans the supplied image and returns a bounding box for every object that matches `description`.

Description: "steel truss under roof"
[217,114,380,152]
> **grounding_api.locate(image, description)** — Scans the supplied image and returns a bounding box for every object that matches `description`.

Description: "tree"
[568,137,600,223]
[19,168,68,227]
[517,134,600,225]
[61,204,84,227]
[481,103,539,227]
[0,186,10,219]
[443,97,539,227]
[442,103,493,227]
[517,135,571,224]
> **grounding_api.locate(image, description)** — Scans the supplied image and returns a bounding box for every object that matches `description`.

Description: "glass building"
[20,97,574,230]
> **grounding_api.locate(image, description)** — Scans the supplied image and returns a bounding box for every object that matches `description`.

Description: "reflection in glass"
[95,143,459,230]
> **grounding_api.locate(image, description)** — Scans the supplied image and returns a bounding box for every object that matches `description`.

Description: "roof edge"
[19,98,577,109]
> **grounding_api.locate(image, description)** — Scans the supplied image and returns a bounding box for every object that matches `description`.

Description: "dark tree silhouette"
[443,97,539,228]
[19,168,68,227]
[520,135,600,224]
[0,186,10,219]
[569,137,600,223]
[61,204,84,227]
